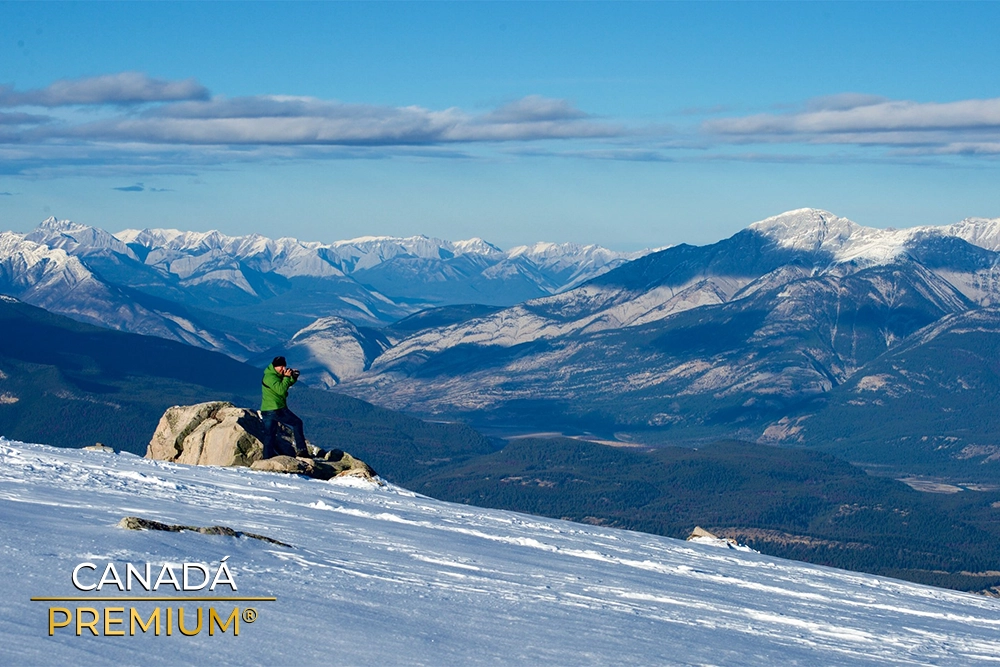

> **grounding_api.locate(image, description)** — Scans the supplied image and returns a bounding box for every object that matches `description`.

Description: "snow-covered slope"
[339,208,1000,416]
[26,217,139,261]
[114,225,642,300]
[2,439,999,665]
[750,208,1000,272]
[0,232,248,356]
[267,316,390,388]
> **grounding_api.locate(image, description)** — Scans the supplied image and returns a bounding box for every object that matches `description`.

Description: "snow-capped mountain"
[330,209,1000,471]
[325,234,504,272]
[114,224,644,304]
[1,216,643,360]
[255,316,390,389]
[3,438,999,665]
[0,230,252,356]
[25,216,139,260]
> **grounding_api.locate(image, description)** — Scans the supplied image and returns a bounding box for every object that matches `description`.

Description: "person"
[260,355,308,458]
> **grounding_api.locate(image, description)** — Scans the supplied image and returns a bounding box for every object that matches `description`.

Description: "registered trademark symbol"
[242,607,258,623]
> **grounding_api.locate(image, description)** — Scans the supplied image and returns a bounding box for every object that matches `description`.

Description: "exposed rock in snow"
[117,515,292,547]
[147,401,267,467]
[686,526,757,552]
[146,401,377,481]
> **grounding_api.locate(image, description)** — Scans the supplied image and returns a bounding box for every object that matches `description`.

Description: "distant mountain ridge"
[113,224,647,306]
[2,216,645,359]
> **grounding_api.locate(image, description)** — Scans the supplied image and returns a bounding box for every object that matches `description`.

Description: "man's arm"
[264,373,295,393]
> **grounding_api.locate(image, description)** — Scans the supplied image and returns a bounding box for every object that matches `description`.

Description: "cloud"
[508,147,673,162]
[803,93,889,112]
[0,191,13,196]
[705,96,1000,139]
[482,95,588,123]
[891,142,1000,157]
[0,111,53,125]
[12,71,998,174]
[3,88,620,148]
[0,72,627,177]
[0,138,486,178]
[0,72,209,107]
[112,182,174,192]
[698,94,1000,158]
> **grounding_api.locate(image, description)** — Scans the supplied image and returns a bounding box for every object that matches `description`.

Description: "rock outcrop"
[248,449,375,481]
[147,402,266,467]
[117,516,291,547]
[686,526,757,553]
[145,401,378,482]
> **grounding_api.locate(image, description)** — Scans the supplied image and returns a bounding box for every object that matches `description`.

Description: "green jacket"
[261,363,297,411]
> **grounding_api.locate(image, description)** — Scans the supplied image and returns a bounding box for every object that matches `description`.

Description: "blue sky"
[3,2,1000,250]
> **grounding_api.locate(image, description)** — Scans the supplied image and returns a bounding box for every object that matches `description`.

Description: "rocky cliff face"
[145,401,376,481]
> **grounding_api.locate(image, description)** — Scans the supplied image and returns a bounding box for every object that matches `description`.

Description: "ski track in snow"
[2,440,1000,666]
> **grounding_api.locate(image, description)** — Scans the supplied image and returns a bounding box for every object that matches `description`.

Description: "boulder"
[146,401,378,483]
[146,401,267,466]
[319,450,378,481]
[250,455,314,476]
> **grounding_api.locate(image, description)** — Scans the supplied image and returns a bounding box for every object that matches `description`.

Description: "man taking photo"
[260,355,309,458]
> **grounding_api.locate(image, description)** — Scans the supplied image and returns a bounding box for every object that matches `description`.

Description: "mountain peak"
[35,216,79,232]
[748,209,860,253]
[943,216,1000,252]
[453,237,504,255]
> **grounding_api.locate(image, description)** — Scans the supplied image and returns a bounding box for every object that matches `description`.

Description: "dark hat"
[272,356,287,367]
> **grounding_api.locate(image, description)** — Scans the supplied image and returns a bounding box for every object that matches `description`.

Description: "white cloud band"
[0,72,209,107]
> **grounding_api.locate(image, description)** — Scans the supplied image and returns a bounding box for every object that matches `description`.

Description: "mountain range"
[5,270,1000,593]
[320,209,1000,478]
[7,207,1000,479]
[0,216,644,359]
[8,209,1000,593]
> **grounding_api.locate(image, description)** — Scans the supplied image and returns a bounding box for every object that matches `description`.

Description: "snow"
[2,439,1000,666]
[749,208,1000,270]
[284,316,379,387]
[106,225,637,290]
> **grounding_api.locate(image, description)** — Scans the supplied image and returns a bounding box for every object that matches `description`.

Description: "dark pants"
[261,408,307,458]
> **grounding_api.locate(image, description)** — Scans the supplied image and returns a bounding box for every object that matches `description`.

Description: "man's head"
[272,356,287,372]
